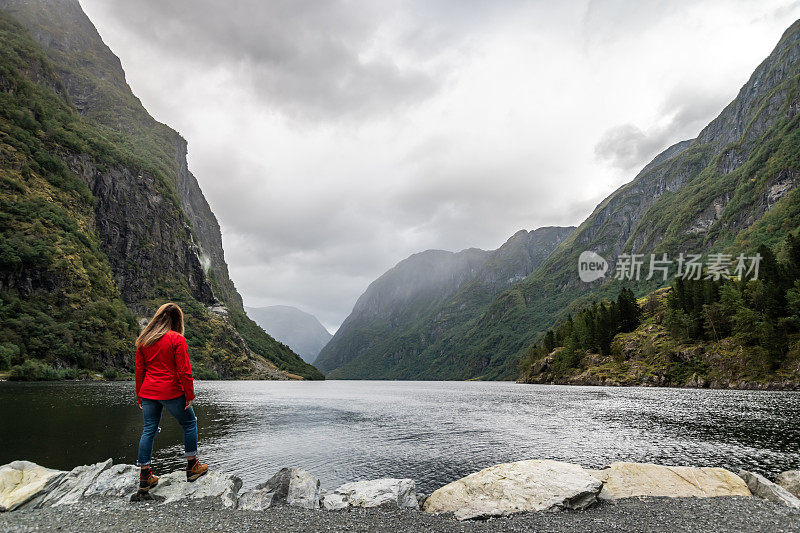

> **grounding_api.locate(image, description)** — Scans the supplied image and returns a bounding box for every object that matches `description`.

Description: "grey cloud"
[92,0,452,120]
[659,87,731,132]
[593,124,657,171]
[595,86,728,171]
[582,0,695,47]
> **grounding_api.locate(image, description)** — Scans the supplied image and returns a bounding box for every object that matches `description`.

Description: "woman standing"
[134,303,208,492]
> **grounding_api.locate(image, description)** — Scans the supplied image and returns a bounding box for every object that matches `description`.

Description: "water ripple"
[1,381,799,493]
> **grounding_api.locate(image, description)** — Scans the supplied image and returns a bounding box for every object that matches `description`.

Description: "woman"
[134,302,208,492]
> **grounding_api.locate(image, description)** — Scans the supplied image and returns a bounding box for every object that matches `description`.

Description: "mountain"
[316,226,574,379]
[454,18,800,381]
[245,306,332,364]
[0,0,323,380]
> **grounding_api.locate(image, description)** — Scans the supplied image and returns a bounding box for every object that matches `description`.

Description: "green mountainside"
[0,1,322,380]
[316,226,573,379]
[437,18,800,381]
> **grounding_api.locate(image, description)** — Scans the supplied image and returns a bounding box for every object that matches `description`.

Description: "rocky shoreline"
[519,375,800,390]
[3,373,799,390]
[2,458,799,532]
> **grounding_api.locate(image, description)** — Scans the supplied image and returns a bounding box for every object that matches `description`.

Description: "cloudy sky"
[80,0,800,331]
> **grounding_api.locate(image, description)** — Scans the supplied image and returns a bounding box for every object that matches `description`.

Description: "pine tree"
[617,287,641,333]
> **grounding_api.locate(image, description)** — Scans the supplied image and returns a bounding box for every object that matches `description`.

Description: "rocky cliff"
[315,226,573,379]
[0,1,322,379]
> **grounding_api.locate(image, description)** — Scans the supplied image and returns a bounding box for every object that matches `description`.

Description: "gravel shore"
[1,496,799,533]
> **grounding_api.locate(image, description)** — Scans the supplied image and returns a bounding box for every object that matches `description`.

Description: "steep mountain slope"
[0,1,322,379]
[315,247,491,375]
[457,18,800,380]
[246,306,332,364]
[316,226,573,379]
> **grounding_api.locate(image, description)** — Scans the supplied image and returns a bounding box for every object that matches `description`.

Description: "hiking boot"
[138,470,159,493]
[186,460,208,482]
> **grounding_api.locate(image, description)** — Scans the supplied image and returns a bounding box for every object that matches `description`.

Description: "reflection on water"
[0,382,237,474]
[0,381,798,493]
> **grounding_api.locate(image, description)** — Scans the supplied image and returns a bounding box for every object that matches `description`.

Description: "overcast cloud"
[80,0,800,331]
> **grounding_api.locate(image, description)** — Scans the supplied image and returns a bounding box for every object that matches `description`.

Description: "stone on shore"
[32,460,114,508]
[0,461,64,512]
[422,459,601,521]
[83,464,139,498]
[238,468,321,511]
[150,470,242,508]
[322,479,419,511]
[590,462,750,500]
[775,470,800,498]
[738,470,800,509]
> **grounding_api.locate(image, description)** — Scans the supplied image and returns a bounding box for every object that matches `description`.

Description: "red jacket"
[135,330,195,403]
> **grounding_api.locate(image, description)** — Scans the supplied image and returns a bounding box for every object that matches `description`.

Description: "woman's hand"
[185,399,193,410]
[137,402,142,410]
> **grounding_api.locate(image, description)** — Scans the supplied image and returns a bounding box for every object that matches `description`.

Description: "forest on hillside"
[518,235,800,387]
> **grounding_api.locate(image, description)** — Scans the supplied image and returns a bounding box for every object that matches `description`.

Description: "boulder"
[775,470,800,498]
[422,460,601,520]
[150,470,242,508]
[238,486,278,511]
[238,468,321,511]
[322,479,419,511]
[0,461,64,512]
[32,459,113,508]
[590,462,750,500]
[83,464,138,498]
[738,470,800,509]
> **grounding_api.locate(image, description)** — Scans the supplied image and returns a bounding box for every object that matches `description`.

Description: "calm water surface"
[1,381,798,493]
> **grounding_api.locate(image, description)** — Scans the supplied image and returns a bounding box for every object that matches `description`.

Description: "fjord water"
[1,381,798,493]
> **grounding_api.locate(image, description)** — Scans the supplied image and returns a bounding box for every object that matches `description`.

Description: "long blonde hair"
[136,303,184,347]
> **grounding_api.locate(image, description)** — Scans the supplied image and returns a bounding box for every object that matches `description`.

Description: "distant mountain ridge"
[315,226,574,378]
[246,306,332,364]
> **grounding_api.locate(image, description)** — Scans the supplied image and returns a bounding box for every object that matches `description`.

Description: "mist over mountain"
[319,17,800,382]
[315,226,574,378]
[246,306,332,364]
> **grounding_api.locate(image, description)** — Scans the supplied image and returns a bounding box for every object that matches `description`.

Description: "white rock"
[83,464,138,498]
[590,462,751,500]
[0,461,64,512]
[422,460,601,520]
[238,487,278,511]
[35,459,113,508]
[322,478,419,511]
[739,470,800,509]
[321,492,348,511]
[283,469,321,509]
[150,470,242,508]
[238,468,321,511]
[775,470,800,498]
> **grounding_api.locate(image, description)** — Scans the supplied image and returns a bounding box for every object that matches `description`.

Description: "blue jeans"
[137,396,198,466]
